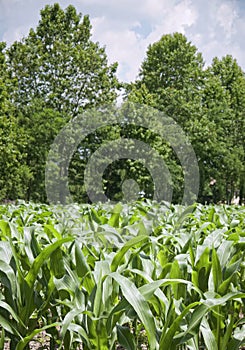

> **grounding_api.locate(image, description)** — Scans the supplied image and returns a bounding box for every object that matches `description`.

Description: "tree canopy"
[7,3,119,115]
[0,6,244,204]
[1,3,119,202]
[127,33,245,204]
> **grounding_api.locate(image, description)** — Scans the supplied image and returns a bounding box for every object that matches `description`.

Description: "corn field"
[0,200,244,349]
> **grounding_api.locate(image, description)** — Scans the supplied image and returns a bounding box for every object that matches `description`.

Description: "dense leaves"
[0,6,244,203]
[127,33,245,204]
[0,43,31,200]
[7,3,119,114]
[0,4,119,202]
[0,201,244,349]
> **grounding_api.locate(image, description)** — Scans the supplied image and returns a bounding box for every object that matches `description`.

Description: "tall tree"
[207,56,245,203]
[126,33,245,204]
[4,4,120,202]
[196,72,234,203]
[17,100,66,202]
[7,3,119,116]
[126,33,205,203]
[137,32,204,123]
[0,43,30,201]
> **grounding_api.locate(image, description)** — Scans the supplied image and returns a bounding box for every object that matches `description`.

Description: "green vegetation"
[0,4,244,204]
[0,201,244,349]
[128,33,245,204]
[0,3,119,203]
[0,3,244,350]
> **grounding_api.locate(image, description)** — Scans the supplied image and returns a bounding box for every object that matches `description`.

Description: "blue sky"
[0,0,244,82]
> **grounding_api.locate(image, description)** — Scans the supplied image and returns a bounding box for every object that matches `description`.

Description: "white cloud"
[90,0,199,81]
[91,16,144,81]
[145,0,198,44]
[0,0,244,82]
[186,0,244,67]
[0,0,60,43]
[3,25,29,43]
[217,2,238,38]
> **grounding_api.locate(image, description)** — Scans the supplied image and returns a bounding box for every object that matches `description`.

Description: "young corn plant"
[0,201,244,349]
[0,219,74,350]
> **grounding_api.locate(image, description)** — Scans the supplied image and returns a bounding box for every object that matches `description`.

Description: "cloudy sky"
[0,0,244,82]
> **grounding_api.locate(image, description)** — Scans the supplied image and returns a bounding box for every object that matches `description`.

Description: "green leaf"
[0,315,21,336]
[75,242,95,293]
[60,308,85,340]
[0,221,11,237]
[108,203,122,228]
[211,248,222,292]
[117,325,136,350]
[50,247,66,278]
[16,322,60,350]
[0,301,25,328]
[110,272,157,349]
[200,317,218,350]
[111,235,148,272]
[159,302,201,348]
[0,328,4,350]
[203,292,245,307]
[25,236,73,288]
[67,323,91,348]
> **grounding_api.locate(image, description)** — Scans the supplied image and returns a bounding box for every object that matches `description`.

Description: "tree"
[7,3,119,116]
[139,33,203,90]
[195,72,234,203]
[4,3,120,202]
[17,100,66,202]
[65,103,177,204]
[0,42,30,201]
[125,33,205,203]
[126,33,245,204]
[207,56,245,203]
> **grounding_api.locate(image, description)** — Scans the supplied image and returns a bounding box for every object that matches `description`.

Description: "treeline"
[0,3,244,204]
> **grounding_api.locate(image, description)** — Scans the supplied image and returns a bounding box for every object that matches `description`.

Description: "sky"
[0,0,244,82]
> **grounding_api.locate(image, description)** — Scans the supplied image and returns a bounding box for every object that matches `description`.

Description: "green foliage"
[7,3,119,115]
[67,103,182,203]
[1,3,119,203]
[17,100,67,202]
[0,114,30,200]
[126,33,245,204]
[0,8,244,204]
[207,56,245,203]
[0,43,31,201]
[138,32,204,91]
[0,201,244,349]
